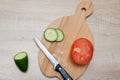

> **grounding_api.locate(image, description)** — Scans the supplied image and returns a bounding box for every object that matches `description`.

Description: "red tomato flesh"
[71,38,94,65]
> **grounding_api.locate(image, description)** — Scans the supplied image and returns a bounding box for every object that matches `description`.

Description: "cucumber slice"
[44,28,58,42]
[14,52,28,72]
[55,29,64,41]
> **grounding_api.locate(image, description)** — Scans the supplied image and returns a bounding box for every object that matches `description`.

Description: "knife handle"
[55,64,73,80]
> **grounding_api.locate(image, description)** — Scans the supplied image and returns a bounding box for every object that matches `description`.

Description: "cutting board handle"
[74,0,93,19]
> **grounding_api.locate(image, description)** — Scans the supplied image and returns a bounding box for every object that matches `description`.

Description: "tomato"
[71,38,94,65]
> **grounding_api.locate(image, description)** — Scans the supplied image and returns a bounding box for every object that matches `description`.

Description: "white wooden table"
[0,0,120,80]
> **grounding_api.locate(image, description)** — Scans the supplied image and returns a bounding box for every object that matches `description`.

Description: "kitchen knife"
[33,36,73,80]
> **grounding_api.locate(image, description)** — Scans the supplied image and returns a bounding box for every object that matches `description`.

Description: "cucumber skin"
[14,52,28,72]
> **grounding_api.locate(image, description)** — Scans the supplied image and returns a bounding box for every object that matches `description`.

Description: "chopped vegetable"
[44,28,58,42]
[44,28,64,42]
[55,29,64,42]
[71,38,93,65]
[14,52,28,72]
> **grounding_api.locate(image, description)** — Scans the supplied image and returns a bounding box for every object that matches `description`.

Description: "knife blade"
[33,36,73,80]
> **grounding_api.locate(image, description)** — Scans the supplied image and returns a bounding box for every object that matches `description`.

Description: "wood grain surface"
[0,0,120,80]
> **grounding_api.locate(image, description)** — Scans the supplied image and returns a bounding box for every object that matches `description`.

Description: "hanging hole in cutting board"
[81,7,86,12]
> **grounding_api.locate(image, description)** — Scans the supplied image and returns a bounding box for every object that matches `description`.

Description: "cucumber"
[44,28,64,42]
[14,52,28,72]
[44,28,58,42]
[55,29,64,42]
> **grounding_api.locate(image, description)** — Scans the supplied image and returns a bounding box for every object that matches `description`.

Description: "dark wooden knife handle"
[55,64,73,80]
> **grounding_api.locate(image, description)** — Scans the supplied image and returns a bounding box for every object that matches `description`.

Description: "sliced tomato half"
[71,38,94,65]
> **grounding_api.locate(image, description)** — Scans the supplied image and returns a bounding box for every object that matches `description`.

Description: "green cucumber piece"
[14,52,28,72]
[44,28,58,42]
[55,29,64,41]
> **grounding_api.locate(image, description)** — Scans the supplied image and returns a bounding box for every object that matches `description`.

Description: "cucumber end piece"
[14,52,28,72]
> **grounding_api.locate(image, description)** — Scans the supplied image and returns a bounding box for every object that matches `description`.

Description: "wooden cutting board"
[38,0,94,79]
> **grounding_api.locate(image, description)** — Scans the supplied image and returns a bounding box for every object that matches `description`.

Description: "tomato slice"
[71,38,94,65]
